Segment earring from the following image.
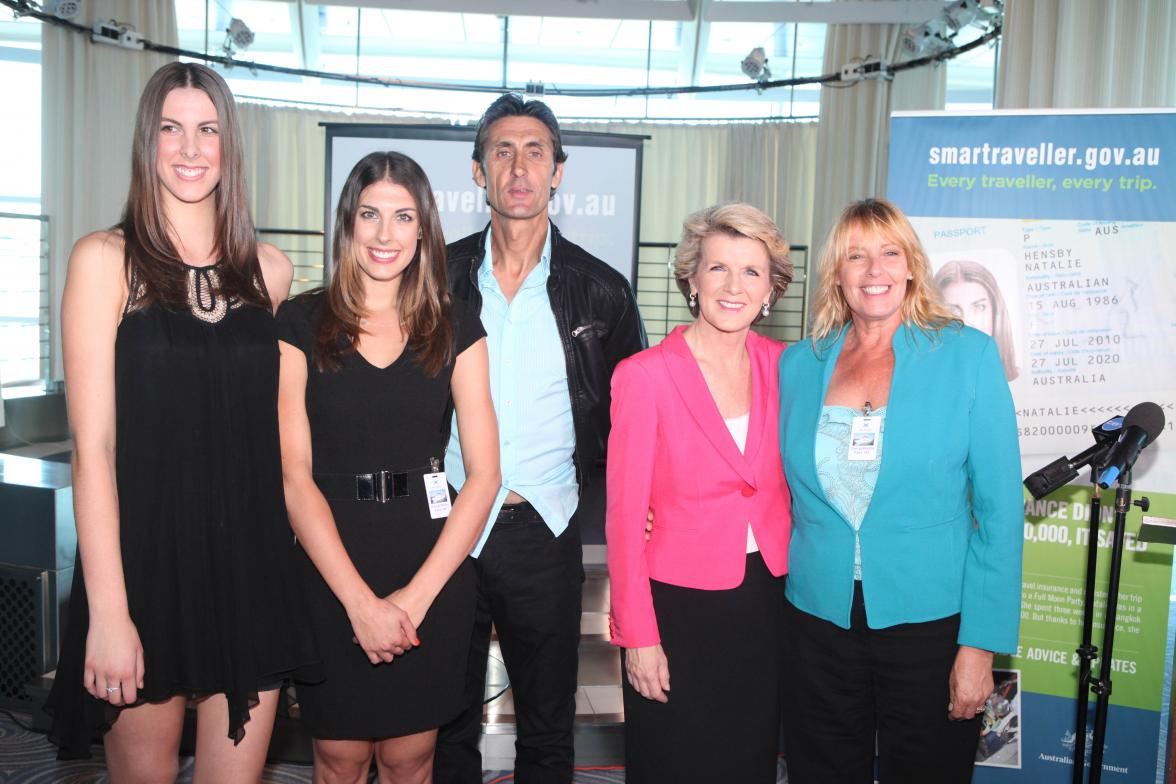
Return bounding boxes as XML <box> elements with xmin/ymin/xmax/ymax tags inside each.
<box><xmin>417</xmin><ymin>230</ymin><xmax>423</xmax><ymax>239</ymax></box>
<box><xmin>907</xmin><ymin>274</ymin><xmax>913</xmax><ymax>280</ymax></box>
<box><xmin>688</xmin><ymin>291</ymin><xmax>698</xmax><ymax>309</ymax></box>
<box><xmin>761</xmin><ymin>302</ymin><xmax>770</xmax><ymax>318</ymax></box>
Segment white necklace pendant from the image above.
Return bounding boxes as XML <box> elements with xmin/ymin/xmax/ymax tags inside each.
<box><xmin>188</xmin><ymin>266</ymin><xmax>228</xmax><ymax>324</ymax></box>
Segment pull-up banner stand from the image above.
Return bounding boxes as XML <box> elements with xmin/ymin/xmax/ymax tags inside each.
<box><xmin>888</xmin><ymin>109</ymin><xmax>1176</xmax><ymax>783</ymax></box>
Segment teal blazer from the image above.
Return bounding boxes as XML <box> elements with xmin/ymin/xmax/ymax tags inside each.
<box><xmin>778</xmin><ymin>323</ymin><xmax>1023</xmax><ymax>653</ymax></box>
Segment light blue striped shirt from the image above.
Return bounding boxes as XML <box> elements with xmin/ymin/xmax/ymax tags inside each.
<box><xmin>446</xmin><ymin>225</ymin><xmax>579</xmax><ymax>557</ymax></box>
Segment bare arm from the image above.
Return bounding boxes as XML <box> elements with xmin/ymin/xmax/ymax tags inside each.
<box><xmin>390</xmin><ymin>337</ymin><xmax>500</xmax><ymax>629</ymax></box>
<box><xmin>277</xmin><ymin>340</ymin><xmax>416</xmax><ymax>663</ymax></box>
<box><xmin>63</xmin><ymin>231</ymin><xmax>144</xmax><ymax>706</ymax></box>
<box><xmin>258</xmin><ymin>242</ymin><xmax>294</xmax><ymax>312</ymax></box>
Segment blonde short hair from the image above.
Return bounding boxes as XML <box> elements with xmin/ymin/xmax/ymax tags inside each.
<box><xmin>809</xmin><ymin>198</ymin><xmax>957</xmax><ymax>344</ymax></box>
<box><xmin>672</xmin><ymin>203</ymin><xmax>793</xmax><ymax>322</ymax></box>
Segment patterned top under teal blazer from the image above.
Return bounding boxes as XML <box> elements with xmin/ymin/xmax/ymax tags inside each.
<box><xmin>778</xmin><ymin>322</ymin><xmax>1024</xmax><ymax>654</ymax></box>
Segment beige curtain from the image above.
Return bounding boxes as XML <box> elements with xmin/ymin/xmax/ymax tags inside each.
<box><xmin>997</xmin><ymin>0</ymin><xmax>1176</xmax><ymax>109</ymax></box>
<box><xmin>42</xmin><ymin>0</ymin><xmax>177</xmax><ymax>379</ymax></box>
<box><xmin>236</xmin><ymin>103</ymin><xmax>378</xmax><ymax>236</ymax></box>
<box><xmin>810</xmin><ymin>21</ymin><xmax>947</xmax><ymax>269</ymax></box>
<box><xmin>568</xmin><ymin>120</ymin><xmax>817</xmax><ymax>251</ymax></box>
<box><xmin>572</xmin><ymin>120</ymin><xmax>817</xmax><ymax>343</ymax></box>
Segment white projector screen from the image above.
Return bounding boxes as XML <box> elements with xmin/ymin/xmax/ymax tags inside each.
<box><xmin>323</xmin><ymin>124</ymin><xmax>645</xmax><ymax>285</ymax></box>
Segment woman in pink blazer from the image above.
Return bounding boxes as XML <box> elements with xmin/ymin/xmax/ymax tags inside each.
<box><xmin>606</xmin><ymin>203</ymin><xmax>794</xmax><ymax>783</ymax></box>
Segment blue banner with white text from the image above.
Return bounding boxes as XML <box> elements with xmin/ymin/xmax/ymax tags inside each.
<box><xmin>889</xmin><ymin>112</ymin><xmax>1176</xmax><ymax>222</ymax></box>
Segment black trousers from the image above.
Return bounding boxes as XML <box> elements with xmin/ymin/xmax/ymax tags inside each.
<box><xmin>434</xmin><ymin>502</ymin><xmax>583</xmax><ymax>784</ymax></box>
<box><xmin>781</xmin><ymin>584</ymin><xmax>983</xmax><ymax>784</ymax></box>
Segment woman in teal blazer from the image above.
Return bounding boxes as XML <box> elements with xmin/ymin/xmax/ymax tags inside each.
<box><xmin>778</xmin><ymin>199</ymin><xmax>1023</xmax><ymax>784</ymax></box>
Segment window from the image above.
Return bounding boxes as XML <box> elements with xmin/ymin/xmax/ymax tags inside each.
<box><xmin>173</xmin><ymin>1</ymin><xmax>997</xmax><ymax>119</ymax></box>
<box><xmin>171</xmin><ymin>0</ymin><xmax>842</xmax><ymax>121</ymax></box>
<box><xmin>945</xmin><ymin>36</ymin><xmax>997</xmax><ymax>110</ymax></box>
<box><xmin>0</xmin><ymin>9</ymin><xmax>45</xmax><ymax>391</ymax></box>
<box><xmin>0</xmin><ymin>11</ymin><xmax>41</xmax><ymax>215</ymax></box>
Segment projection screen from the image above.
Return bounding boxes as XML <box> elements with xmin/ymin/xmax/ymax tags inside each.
<box><xmin>323</xmin><ymin>124</ymin><xmax>645</xmax><ymax>285</ymax></box>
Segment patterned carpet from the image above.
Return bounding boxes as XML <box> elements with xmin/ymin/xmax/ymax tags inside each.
<box><xmin>0</xmin><ymin>710</ymin><xmax>788</xmax><ymax>782</ymax></box>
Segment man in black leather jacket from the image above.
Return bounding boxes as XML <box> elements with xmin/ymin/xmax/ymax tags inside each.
<box><xmin>435</xmin><ymin>94</ymin><xmax>645</xmax><ymax>784</ymax></box>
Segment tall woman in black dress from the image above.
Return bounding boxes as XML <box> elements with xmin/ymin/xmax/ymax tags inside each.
<box><xmin>45</xmin><ymin>62</ymin><xmax>319</xmax><ymax>779</ymax></box>
<box><xmin>276</xmin><ymin>152</ymin><xmax>499</xmax><ymax>784</ymax></box>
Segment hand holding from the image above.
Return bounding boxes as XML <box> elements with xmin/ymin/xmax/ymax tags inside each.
<box><xmin>387</xmin><ymin>585</ymin><xmax>430</xmax><ymax>632</ymax></box>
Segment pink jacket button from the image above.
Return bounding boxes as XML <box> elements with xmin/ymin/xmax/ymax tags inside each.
<box><xmin>741</xmin><ymin>483</ymin><xmax>755</xmax><ymax>497</ymax></box>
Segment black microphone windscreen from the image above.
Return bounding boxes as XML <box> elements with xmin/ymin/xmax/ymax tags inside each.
<box><xmin>1123</xmin><ymin>402</ymin><xmax>1165</xmax><ymax>446</ymax></box>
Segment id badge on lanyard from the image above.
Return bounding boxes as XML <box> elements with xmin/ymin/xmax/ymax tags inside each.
<box><xmin>423</xmin><ymin>457</ymin><xmax>452</xmax><ymax>519</ymax></box>
<box><xmin>848</xmin><ymin>402</ymin><xmax>882</xmax><ymax>461</ymax></box>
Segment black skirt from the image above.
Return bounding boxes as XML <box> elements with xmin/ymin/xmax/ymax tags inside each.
<box><xmin>622</xmin><ymin>552</ymin><xmax>785</xmax><ymax>783</ymax></box>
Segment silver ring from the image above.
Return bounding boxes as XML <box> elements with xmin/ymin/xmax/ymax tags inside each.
<box><xmin>975</xmin><ymin>705</ymin><xmax>985</xmax><ymax>713</ymax></box>
<box><xmin>106</xmin><ymin>686</ymin><xmax>120</xmax><ymax>693</ymax></box>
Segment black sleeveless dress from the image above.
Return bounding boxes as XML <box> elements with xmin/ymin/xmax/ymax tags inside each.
<box><xmin>275</xmin><ymin>290</ymin><xmax>482</xmax><ymax>739</ymax></box>
<box><xmin>45</xmin><ymin>266</ymin><xmax>321</xmax><ymax>759</ymax></box>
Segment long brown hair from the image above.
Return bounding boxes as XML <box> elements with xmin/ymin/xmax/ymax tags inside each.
<box><xmin>809</xmin><ymin>198</ymin><xmax>957</xmax><ymax>346</ymax></box>
<box><xmin>314</xmin><ymin>151</ymin><xmax>453</xmax><ymax>376</ymax></box>
<box><xmin>120</xmin><ymin>62</ymin><xmax>266</xmax><ymax>310</ymax></box>
<box><xmin>934</xmin><ymin>260</ymin><xmax>1019</xmax><ymax>380</ymax></box>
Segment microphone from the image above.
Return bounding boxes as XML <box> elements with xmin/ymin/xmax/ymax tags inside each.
<box><xmin>1096</xmin><ymin>402</ymin><xmax>1165</xmax><ymax>488</ymax></box>
<box><xmin>1024</xmin><ymin>414</ymin><xmax>1125</xmax><ymax>500</ymax></box>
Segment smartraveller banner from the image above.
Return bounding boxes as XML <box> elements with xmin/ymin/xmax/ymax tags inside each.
<box><xmin>888</xmin><ymin>110</ymin><xmax>1176</xmax><ymax>783</ymax></box>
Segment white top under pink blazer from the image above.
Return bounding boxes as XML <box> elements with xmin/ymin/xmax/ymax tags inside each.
<box><xmin>606</xmin><ymin>325</ymin><xmax>793</xmax><ymax>649</ymax></box>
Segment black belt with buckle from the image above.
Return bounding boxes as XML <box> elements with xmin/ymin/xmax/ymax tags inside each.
<box><xmin>315</xmin><ymin>458</ymin><xmax>440</xmax><ymax>503</ymax></box>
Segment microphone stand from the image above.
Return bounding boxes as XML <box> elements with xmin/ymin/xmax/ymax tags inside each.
<box><xmin>1070</xmin><ymin>472</ymin><xmax>1102</xmax><ymax>784</ymax></box>
<box><xmin>1072</xmin><ymin>469</ymin><xmax>1150</xmax><ymax>784</ymax></box>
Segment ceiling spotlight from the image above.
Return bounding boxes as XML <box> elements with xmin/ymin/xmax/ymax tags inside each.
<box><xmin>902</xmin><ymin>17</ymin><xmax>952</xmax><ymax>57</ymax></box>
<box><xmin>223</xmin><ymin>18</ymin><xmax>254</xmax><ymax>55</ymax></box>
<box><xmin>901</xmin><ymin>0</ymin><xmax>1003</xmax><ymax>59</ymax></box>
<box><xmin>902</xmin><ymin>29</ymin><xmax>953</xmax><ymax>57</ymax></box>
<box><xmin>44</xmin><ymin>0</ymin><xmax>82</xmax><ymax>18</ymax></box>
<box><xmin>741</xmin><ymin>47</ymin><xmax>772</xmax><ymax>82</ymax></box>
<box><xmin>944</xmin><ymin>0</ymin><xmax>982</xmax><ymax>32</ymax></box>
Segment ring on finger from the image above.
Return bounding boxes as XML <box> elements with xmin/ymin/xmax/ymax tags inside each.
<box><xmin>106</xmin><ymin>686</ymin><xmax>121</xmax><ymax>694</ymax></box>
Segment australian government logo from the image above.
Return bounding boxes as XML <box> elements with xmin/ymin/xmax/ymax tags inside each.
<box><xmin>1042</xmin><ymin>731</ymin><xmax>1127</xmax><ymax>775</ymax></box>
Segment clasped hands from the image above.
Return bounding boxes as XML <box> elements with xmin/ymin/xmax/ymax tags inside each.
<box><xmin>347</xmin><ymin>587</ymin><xmax>426</xmax><ymax>665</ymax></box>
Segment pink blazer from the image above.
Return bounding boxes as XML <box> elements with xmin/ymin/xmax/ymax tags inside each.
<box><xmin>605</xmin><ymin>326</ymin><xmax>792</xmax><ymax>649</ymax></box>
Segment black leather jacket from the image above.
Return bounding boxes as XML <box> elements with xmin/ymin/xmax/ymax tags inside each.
<box><xmin>447</xmin><ymin>222</ymin><xmax>647</xmax><ymax>487</ymax></box>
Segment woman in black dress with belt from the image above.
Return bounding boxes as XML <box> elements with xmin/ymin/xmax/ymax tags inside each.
<box><xmin>44</xmin><ymin>62</ymin><xmax>319</xmax><ymax>778</ymax></box>
<box><xmin>276</xmin><ymin>151</ymin><xmax>499</xmax><ymax>783</ymax></box>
